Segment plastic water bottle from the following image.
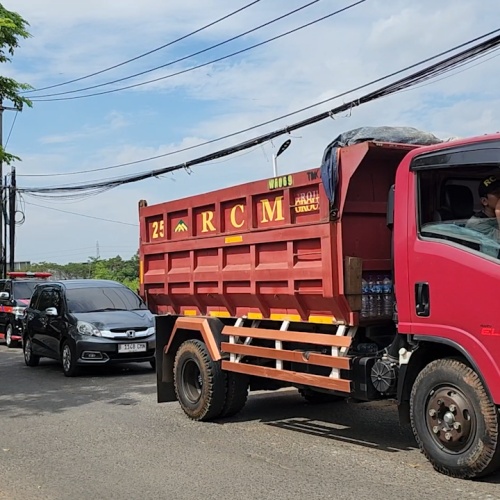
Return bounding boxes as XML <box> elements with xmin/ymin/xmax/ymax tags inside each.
<box><xmin>382</xmin><ymin>276</ymin><xmax>393</xmax><ymax>316</ymax></box>
<box><xmin>382</xmin><ymin>276</ymin><xmax>392</xmax><ymax>294</ymax></box>
<box><xmin>375</xmin><ymin>293</ymin><xmax>383</xmax><ymax>316</ymax></box>
<box><xmin>361</xmin><ymin>278</ymin><xmax>369</xmax><ymax>317</ymax></box>
<box><xmin>366</xmin><ymin>275</ymin><xmax>376</xmax><ymax>316</ymax></box>
<box><xmin>361</xmin><ymin>278</ymin><xmax>369</xmax><ymax>294</ymax></box>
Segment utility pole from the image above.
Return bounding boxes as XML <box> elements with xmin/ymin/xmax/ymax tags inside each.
<box><xmin>0</xmin><ymin>99</ymin><xmax>4</xmax><ymax>278</ymax></box>
<box><xmin>9</xmin><ymin>166</ymin><xmax>16</xmax><ymax>272</ymax></box>
<box><xmin>2</xmin><ymin>175</ymin><xmax>6</xmax><ymax>277</ymax></box>
<box><xmin>0</xmin><ymin>99</ymin><xmax>17</xmax><ymax>278</ymax></box>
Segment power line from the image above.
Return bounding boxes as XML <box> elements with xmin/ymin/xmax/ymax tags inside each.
<box><xmin>19</xmin><ymin>28</ymin><xmax>500</xmax><ymax>194</ymax></box>
<box><xmin>23</xmin><ymin>1</ymin><xmax>262</xmax><ymax>94</ymax></box>
<box><xmin>23</xmin><ymin>201</ymin><xmax>139</xmax><ymax>226</ymax></box>
<box><xmin>30</xmin><ymin>1</ymin><xmax>366</xmax><ymax>102</ymax></box>
<box><xmin>20</xmin><ymin>28</ymin><xmax>496</xmax><ymax>182</ymax></box>
<box><xmin>5</xmin><ymin>111</ymin><xmax>18</xmax><ymax>148</ymax></box>
<box><xmin>29</xmin><ymin>0</ymin><xmax>323</xmax><ymax>99</ymax></box>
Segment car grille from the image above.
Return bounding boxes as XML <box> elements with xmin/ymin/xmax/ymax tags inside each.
<box><xmin>110</xmin><ymin>327</ymin><xmax>148</xmax><ymax>333</ymax></box>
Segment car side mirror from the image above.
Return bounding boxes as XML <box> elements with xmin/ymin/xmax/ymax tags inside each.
<box><xmin>45</xmin><ymin>307</ymin><xmax>58</xmax><ymax>316</ymax></box>
<box><xmin>0</xmin><ymin>291</ymin><xmax>10</xmax><ymax>300</ymax></box>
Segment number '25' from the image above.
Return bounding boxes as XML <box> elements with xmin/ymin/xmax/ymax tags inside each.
<box><xmin>151</xmin><ymin>220</ymin><xmax>164</xmax><ymax>239</ymax></box>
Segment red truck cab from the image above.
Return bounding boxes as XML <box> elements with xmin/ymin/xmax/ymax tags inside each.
<box><xmin>139</xmin><ymin>132</ymin><xmax>500</xmax><ymax>479</ymax></box>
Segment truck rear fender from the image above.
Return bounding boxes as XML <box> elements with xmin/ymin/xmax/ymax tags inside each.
<box><xmin>397</xmin><ymin>337</ymin><xmax>493</xmax><ymax>425</ymax></box>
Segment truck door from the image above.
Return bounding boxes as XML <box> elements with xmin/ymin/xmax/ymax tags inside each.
<box><xmin>401</xmin><ymin>141</ymin><xmax>500</xmax><ymax>403</ymax></box>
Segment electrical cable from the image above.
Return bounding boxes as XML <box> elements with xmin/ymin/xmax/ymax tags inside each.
<box><xmin>20</xmin><ymin>27</ymin><xmax>500</xmax><ymax>180</ymax></box>
<box><xmin>23</xmin><ymin>1</ymin><xmax>262</xmax><ymax>94</ymax></box>
<box><xmin>5</xmin><ymin>111</ymin><xmax>18</xmax><ymax>148</ymax></box>
<box><xmin>19</xmin><ymin>28</ymin><xmax>500</xmax><ymax>197</ymax></box>
<box><xmin>29</xmin><ymin>1</ymin><xmax>366</xmax><ymax>102</ymax></box>
<box><xmin>22</xmin><ymin>37</ymin><xmax>500</xmax><ymax>196</ymax></box>
<box><xmin>23</xmin><ymin>201</ymin><xmax>139</xmax><ymax>226</ymax></box>
<box><xmin>28</xmin><ymin>0</ymin><xmax>325</xmax><ymax>99</ymax></box>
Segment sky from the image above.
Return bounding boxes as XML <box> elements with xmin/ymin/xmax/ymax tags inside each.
<box><xmin>2</xmin><ymin>0</ymin><xmax>500</xmax><ymax>264</ymax></box>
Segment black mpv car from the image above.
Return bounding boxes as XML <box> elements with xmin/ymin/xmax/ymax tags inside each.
<box><xmin>22</xmin><ymin>279</ymin><xmax>156</xmax><ymax>376</ymax></box>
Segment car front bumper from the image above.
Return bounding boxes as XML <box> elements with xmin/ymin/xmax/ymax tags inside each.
<box><xmin>75</xmin><ymin>334</ymin><xmax>156</xmax><ymax>365</ymax></box>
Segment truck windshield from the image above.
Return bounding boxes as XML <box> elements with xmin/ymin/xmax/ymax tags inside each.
<box><xmin>12</xmin><ymin>282</ymin><xmax>37</xmax><ymax>300</ymax></box>
<box><xmin>66</xmin><ymin>286</ymin><xmax>147</xmax><ymax>313</ymax></box>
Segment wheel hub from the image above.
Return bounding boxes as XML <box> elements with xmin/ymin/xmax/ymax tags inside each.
<box><xmin>181</xmin><ymin>359</ymin><xmax>203</xmax><ymax>404</ymax></box>
<box><xmin>426</xmin><ymin>386</ymin><xmax>473</xmax><ymax>451</ymax></box>
<box><xmin>63</xmin><ymin>346</ymin><xmax>71</xmax><ymax>371</ymax></box>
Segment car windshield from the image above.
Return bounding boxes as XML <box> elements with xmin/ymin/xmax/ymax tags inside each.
<box><xmin>66</xmin><ymin>286</ymin><xmax>147</xmax><ymax>313</ymax></box>
<box><xmin>12</xmin><ymin>281</ymin><xmax>37</xmax><ymax>300</ymax></box>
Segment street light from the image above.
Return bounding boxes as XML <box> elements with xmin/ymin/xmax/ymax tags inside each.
<box><xmin>272</xmin><ymin>139</ymin><xmax>291</xmax><ymax>177</ymax></box>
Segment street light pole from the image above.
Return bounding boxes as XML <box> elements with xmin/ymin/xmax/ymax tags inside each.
<box><xmin>272</xmin><ymin>139</ymin><xmax>292</xmax><ymax>177</ymax></box>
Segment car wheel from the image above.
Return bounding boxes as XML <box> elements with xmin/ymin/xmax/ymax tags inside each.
<box><xmin>5</xmin><ymin>324</ymin><xmax>18</xmax><ymax>348</ymax></box>
<box><xmin>23</xmin><ymin>337</ymin><xmax>40</xmax><ymax>367</ymax></box>
<box><xmin>61</xmin><ymin>340</ymin><xmax>80</xmax><ymax>377</ymax></box>
<box><xmin>150</xmin><ymin>358</ymin><xmax>156</xmax><ymax>371</ymax></box>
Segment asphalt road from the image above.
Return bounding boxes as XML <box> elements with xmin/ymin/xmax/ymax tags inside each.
<box><xmin>1</xmin><ymin>345</ymin><xmax>499</xmax><ymax>500</ymax></box>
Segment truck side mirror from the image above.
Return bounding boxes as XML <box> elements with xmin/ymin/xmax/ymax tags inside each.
<box><xmin>0</xmin><ymin>291</ymin><xmax>9</xmax><ymax>300</ymax></box>
<box><xmin>387</xmin><ymin>184</ymin><xmax>395</xmax><ymax>229</ymax></box>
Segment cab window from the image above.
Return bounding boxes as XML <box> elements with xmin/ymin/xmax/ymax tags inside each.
<box><xmin>416</xmin><ymin>162</ymin><xmax>500</xmax><ymax>262</ymax></box>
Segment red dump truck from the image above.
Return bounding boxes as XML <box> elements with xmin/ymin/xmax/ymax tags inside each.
<box><xmin>139</xmin><ymin>130</ymin><xmax>500</xmax><ymax>479</ymax></box>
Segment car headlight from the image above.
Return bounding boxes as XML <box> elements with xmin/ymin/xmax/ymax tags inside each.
<box><xmin>77</xmin><ymin>321</ymin><xmax>102</xmax><ymax>337</ymax></box>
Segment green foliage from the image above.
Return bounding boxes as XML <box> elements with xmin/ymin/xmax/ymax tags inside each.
<box><xmin>0</xmin><ymin>4</ymin><xmax>32</xmax><ymax>165</ymax></box>
<box><xmin>20</xmin><ymin>254</ymin><xmax>141</xmax><ymax>292</ymax></box>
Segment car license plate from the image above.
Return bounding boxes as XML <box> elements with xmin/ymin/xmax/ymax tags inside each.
<box><xmin>118</xmin><ymin>343</ymin><xmax>147</xmax><ymax>353</ymax></box>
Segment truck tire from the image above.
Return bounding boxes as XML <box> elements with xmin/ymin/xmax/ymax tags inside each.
<box><xmin>173</xmin><ymin>339</ymin><xmax>227</xmax><ymax>421</ymax></box>
<box><xmin>220</xmin><ymin>372</ymin><xmax>249</xmax><ymax>418</ymax></box>
<box><xmin>299</xmin><ymin>388</ymin><xmax>343</xmax><ymax>404</ymax></box>
<box><xmin>410</xmin><ymin>358</ymin><xmax>500</xmax><ymax>479</ymax></box>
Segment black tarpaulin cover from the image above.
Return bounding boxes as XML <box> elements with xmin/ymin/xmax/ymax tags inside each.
<box><xmin>320</xmin><ymin>126</ymin><xmax>443</xmax><ymax>203</ymax></box>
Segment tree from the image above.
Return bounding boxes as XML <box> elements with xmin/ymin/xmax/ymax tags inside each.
<box><xmin>0</xmin><ymin>4</ymin><xmax>32</xmax><ymax>165</ymax></box>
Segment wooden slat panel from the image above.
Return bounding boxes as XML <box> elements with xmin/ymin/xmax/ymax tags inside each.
<box><xmin>221</xmin><ymin>343</ymin><xmax>350</xmax><ymax>370</ymax></box>
<box><xmin>222</xmin><ymin>361</ymin><xmax>351</xmax><ymax>393</ymax></box>
<box><xmin>222</xmin><ymin>325</ymin><xmax>351</xmax><ymax>348</ymax></box>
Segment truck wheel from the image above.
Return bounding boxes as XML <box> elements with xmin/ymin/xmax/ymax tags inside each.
<box><xmin>23</xmin><ymin>337</ymin><xmax>40</xmax><ymax>367</ymax></box>
<box><xmin>220</xmin><ymin>372</ymin><xmax>249</xmax><ymax>418</ymax></box>
<box><xmin>410</xmin><ymin>358</ymin><xmax>500</xmax><ymax>479</ymax></box>
<box><xmin>173</xmin><ymin>339</ymin><xmax>227</xmax><ymax>421</ymax></box>
<box><xmin>6</xmin><ymin>324</ymin><xmax>18</xmax><ymax>348</ymax></box>
<box><xmin>299</xmin><ymin>388</ymin><xmax>343</xmax><ymax>404</ymax></box>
